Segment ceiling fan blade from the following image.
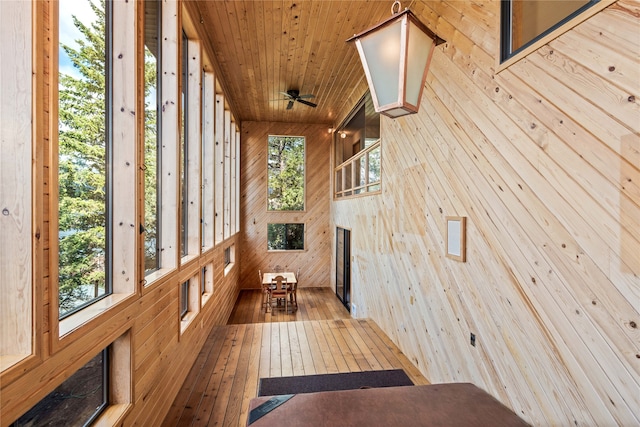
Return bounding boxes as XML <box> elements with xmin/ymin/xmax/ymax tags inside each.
<box><xmin>279</xmin><ymin>91</ymin><xmax>293</xmax><ymax>98</ymax></box>
<box><xmin>287</xmin><ymin>100</ymin><xmax>295</xmax><ymax>110</ymax></box>
<box><xmin>297</xmin><ymin>99</ymin><xmax>317</xmax><ymax>108</ymax></box>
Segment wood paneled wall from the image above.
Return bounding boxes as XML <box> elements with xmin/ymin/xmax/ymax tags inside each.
<box><xmin>240</xmin><ymin>122</ymin><xmax>332</xmax><ymax>289</ymax></box>
<box><xmin>331</xmin><ymin>1</ymin><xmax>639</xmax><ymax>425</ymax></box>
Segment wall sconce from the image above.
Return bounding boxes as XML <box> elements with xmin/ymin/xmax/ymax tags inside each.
<box><xmin>347</xmin><ymin>1</ymin><xmax>445</xmax><ymax>118</ymax></box>
<box><xmin>340</xmin><ymin>132</ymin><xmax>347</xmax><ymax>139</ymax></box>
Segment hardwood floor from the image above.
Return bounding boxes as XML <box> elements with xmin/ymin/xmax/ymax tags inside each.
<box><xmin>162</xmin><ymin>287</ymin><xmax>428</xmax><ymax>426</ymax></box>
<box><xmin>227</xmin><ymin>287</ymin><xmax>353</xmax><ymax>324</ymax></box>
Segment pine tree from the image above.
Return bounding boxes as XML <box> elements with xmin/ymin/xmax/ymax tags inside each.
<box><xmin>58</xmin><ymin>0</ymin><xmax>108</xmax><ymax>315</ymax></box>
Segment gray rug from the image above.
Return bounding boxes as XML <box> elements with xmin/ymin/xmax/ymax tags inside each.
<box><xmin>258</xmin><ymin>369</ymin><xmax>413</xmax><ymax>396</ymax></box>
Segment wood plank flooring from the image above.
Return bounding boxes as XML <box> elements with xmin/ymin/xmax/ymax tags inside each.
<box><xmin>162</xmin><ymin>287</ymin><xmax>428</xmax><ymax>427</ymax></box>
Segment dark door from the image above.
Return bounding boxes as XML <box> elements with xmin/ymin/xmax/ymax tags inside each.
<box><xmin>336</xmin><ymin>227</ymin><xmax>351</xmax><ymax>311</ymax></box>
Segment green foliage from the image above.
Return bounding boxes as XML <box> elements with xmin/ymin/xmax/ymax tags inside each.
<box><xmin>267</xmin><ymin>223</ymin><xmax>305</xmax><ymax>251</ymax></box>
<box><xmin>267</xmin><ymin>136</ymin><xmax>304</xmax><ymax>211</ymax></box>
<box><xmin>143</xmin><ymin>45</ymin><xmax>159</xmax><ymax>271</ymax></box>
<box><xmin>58</xmin><ymin>0</ymin><xmax>108</xmax><ymax>316</ymax></box>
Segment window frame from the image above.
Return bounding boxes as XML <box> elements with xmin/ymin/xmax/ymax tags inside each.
<box><xmin>143</xmin><ymin>0</ymin><xmax>162</xmax><ymax>277</ymax></box>
<box><xmin>10</xmin><ymin>330</ymin><xmax>132</xmax><ymax>426</ymax></box>
<box><xmin>267</xmin><ymin>223</ymin><xmax>306</xmax><ymax>252</ymax></box>
<box><xmin>201</xmin><ymin>263</ymin><xmax>214</xmax><ymax>307</ymax></box>
<box><xmin>144</xmin><ymin>0</ymin><xmax>180</xmax><ymax>287</ymax></box>
<box><xmin>333</xmin><ymin>92</ymin><xmax>381</xmax><ymax>200</ymax></box>
<box><xmin>56</xmin><ymin>0</ymin><xmax>114</xmax><ymax>321</ymax></box>
<box><xmin>266</xmin><ymin>135</ymin><xmax>306</xmax><ymax>212</ymax></box>
<box><xmin>180</xmin><ymin>30</ymin><xmax>189</xmax><ymax>259</ymax></box>
<box><xmin>54</xmin><ymin>0</ymin><xmax>137</xmax><ymax>344</ymax></box>
<box><xmin>201</xmin><ymin>70</ymin><xmax>215</xmax><ymax>252</ymax></box>
<box><xmin>180</xmin><ymin>280</ymin><xmax>189</xmax><ymax>319</ymax></box>
<box><xmin>498</xmin><ymin>0</ymin><xmax>616</xmax><ymax>70</ymax></box>
<box><xmin>223</xmin><ymin>244</ymin><xmax>235</xmax><ymax>276</ymax></box>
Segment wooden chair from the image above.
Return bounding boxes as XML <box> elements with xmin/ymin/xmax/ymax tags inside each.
<box><xmin>270</xmin><ymin>275</ymin><xmax>290</xmax><ymax>313</ymax></box>
<box><xmin>259</xmin><ymin>269</ymin><xmax>272</xmax><ymax>312</ymax></box>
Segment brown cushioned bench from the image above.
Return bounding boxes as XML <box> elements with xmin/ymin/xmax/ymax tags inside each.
<box><xmin>248</xmin><ymin>382</ymin><xmax>529</xmax><ymax>426</ymax></box>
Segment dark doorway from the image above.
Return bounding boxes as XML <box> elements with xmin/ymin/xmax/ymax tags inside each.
<box><xmin>336</xmin><ymin>227</ymin><xmax>351</xmax><ymax>311</ymax></box>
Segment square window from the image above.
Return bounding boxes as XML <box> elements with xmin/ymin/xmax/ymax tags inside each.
<box><xmin>267</xmin><ymin>223</ymin><xmax>305</xmax><ymax>251</ymax></box>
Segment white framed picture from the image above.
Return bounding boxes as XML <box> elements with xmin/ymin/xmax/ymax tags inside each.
<box><xmin>446</xmin><ymin>216</ymin><xmax>466</xmax><ymax>262</ymax></box>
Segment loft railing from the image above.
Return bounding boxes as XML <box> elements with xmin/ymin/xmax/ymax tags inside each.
<box><xmin>334</xmin><ymin>140</ymin><xmax>381</xmax><ymax>198</ymax></box>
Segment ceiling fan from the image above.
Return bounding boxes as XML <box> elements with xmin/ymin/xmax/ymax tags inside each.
<box><xmin>278</xmin><ymin>89</ymin><xmax>317</xmax><ymax>110</ymax></box>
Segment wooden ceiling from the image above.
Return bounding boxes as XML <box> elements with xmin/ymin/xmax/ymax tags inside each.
<box><xmin>189</xmin><ymin>1</ymin><xmax>396</xmax><ymax>125</ymax></box>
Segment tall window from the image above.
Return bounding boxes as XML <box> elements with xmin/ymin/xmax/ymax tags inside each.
<box><xmin>201</xmin><ymin>71</ymin><xmax>215</xmax><ymax>250</ymax></box>
<box><xmin>500</xmin><ymin>0</ymin><xmax>597</xmax><ymax>62</ymax></box>
<box><xmin>58</xmin><ymin>0</ymin><xmax>112</xmax><ymax>317</ymax></box>
<box><xmin>180</xmin><ymin>30</ymin><xmax>189</xmax><ymax>257</ymax></box>
<box><xmin>144</xmin><ymin>0</ymin><xmax>161</xmax><ymax>274</ymax></box>
<box><xmin>267</xmin><ymin>136</ymin><xmax>305</xmax><ymax>211</ymax></box>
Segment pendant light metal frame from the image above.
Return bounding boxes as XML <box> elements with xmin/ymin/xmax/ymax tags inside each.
<box><xmin>347</xmin><ymin>5</ymin><xmax>445</xmax><ymax>118</ymax></box>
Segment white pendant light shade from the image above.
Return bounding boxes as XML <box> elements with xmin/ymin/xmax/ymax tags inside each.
<box><xmin>348</xmin><ymin>7</ymin><xmax>444</xmax><ymax>118</ymax></box>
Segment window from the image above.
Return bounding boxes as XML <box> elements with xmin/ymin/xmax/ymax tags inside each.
<box><xmin>201</xmin><ymin>266</ymin><xmax>207</xmax><ymax>295</ymax></box>
<box><xmin>224</xmin><ymin>111</ymin><xmax>232</xmax><ymax>238</ymax></box>
<box><xmin>144</xmin><ymin>0</ymin><xmax>161</xmax><ymax>275</ymax></box>
<box><xmin>201</xmin><ymin>70</ymin><xmax>215</xmax><ymax>251</ymax></box>
<box><xmin>267</xmin><ymin>223</ymin><xmax>305</xmax><ymax>251</ymax></box>
<box><xmin>180</xmin><ymin>274</ymin><xmax>200</xmax><ymax>332</ymax></box>
<box><xmin>223</xmin><ymin>244</ymin><xmax>236</xmax><ymax>276</ymax></box>
<box><xmin>224</xmin><ymin>246</ymin><xmax>232</xmax><ymax>267</ymax></box>
<box><xmin>267</xmin><ymin>136</ymin><xmax>305</xmax><ymax>211</ymax></box>
<box><xmin>57</xmin><ymin>0</ymin><xmax>113</xmax><ymax>318</ymax></box>
<box><xmin>11</xmin><ymin>349</ymin><xmax>109</xmax><ymax>425</ymax></box>
<box><xmin>180</xmin><ymin>30</ymin><xmax>189</xmax><ymax>258</ymax></box>
<box><xmin>500</xmin><ymin>0</ymin><xmax>599</xmax><ymax>62</ymax></box>
<box><xmin>201</xmin><ymin>263</ymin><xmax>213</xmax><ymax>306</ymax></box>
<box><xmin>214</xmin><ymin>95</ymin><xmax>225</xmax><ymax>245</ymax></box>
<box><xmin>180</xmin><ymin>280</ymin><xmax>189</xmax><ymax>319</ymax></box>
<box><xmin>334</xmin><ymin>92</ymin><xmax>381</xmax><ymax>198</ymax></box>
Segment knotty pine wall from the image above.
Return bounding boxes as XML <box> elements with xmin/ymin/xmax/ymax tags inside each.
<box><xmin>240</xmin><ymin>122</ymin><xmax>332</xmax><ymax>289</ymax></box>
<box><xmin>331</xmin><ymin>1</ymin><xmax>639</xmax><ymax>425</ymax></box>
<box><xmin>1</xmin><ymin>2</ymin><xmax>242</xmax><ymax>425</ymax></box>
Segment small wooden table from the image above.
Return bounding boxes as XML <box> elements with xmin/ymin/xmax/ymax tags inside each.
<box><xmin>262</xmin><ymin>272</ymin><xmax>297</xmax><ymax>286</ymax></box>
<box><xmin>247</xmin><ymin>383</ymin><xmax>529</xmax><ymax>426</ymax></box>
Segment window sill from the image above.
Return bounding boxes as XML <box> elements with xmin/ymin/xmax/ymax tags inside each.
<box><xmin>201</xmin><ymin>292</ymin><xmax>212</xmax><ymax>307</ymax></box>
<box><xmin>93</xmin><ymin>403</ymin><xmax>131</xmax><ymax>427</ymax></box>
<box><xmin>0</xmin><ymin>353</ymin><xmax>30</xmax><ymax>373</ymax></box>
<box><xmin>144</xmin><ymin>267</ymin><xmax>174</xmax><ymax>288</ymax></box>
<box><xmin>59</xmin><ymin>293</ymin><xmax>130</xmax><ymax>337</ymax></box>
<box><xmin>181</xmin><ymin>253</ymin><xmax>198</xmax><ymax>266</ymax></box>
<box><xmin>224</xmin><ymin>262</ymin><xmax>235</xmax><ymax>276</ymax></box>
<box><xmin>180</xmin><ymin>311</ymin><xmax>197</xmax><ymax>335</ymax></box>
